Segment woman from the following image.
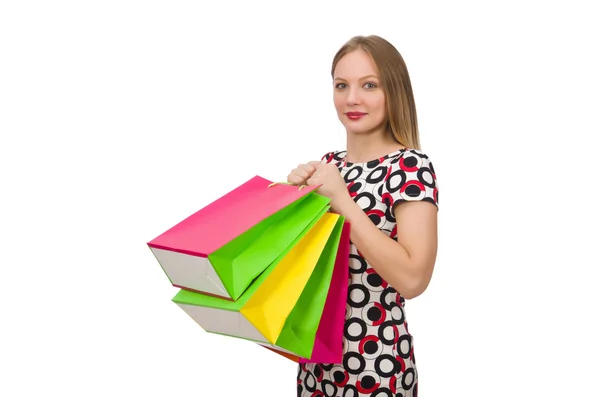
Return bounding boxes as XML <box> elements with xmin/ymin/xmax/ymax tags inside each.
<box><xmin>288</xmin><ymin>35</ymin><xmax>439</xmax><ymax>397</ymax></box>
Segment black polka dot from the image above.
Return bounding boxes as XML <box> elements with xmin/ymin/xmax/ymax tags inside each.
<box><xmin>364</xmin><ymin>340</ymin><xmax>378</xmax><ymax>355</ymax></box>
<box><xmin>361</xmin><ymin>375</ymin><xmax>376</xmax><ymax>389</ymax></box>
<box><xmin>366</xmin><ymin>159</ymin><xmax>380</xmax><ymax>168</ymax></box>
<box><xmin>333</xmin><ymin>370</ymin><xmax>345</xmax><ymax>384</ymax></box>
<box><xmin>349</xmin><ymin>182</ymin><xmax>362</xmax><ymax>194</ymax></box>
<box><xmin>404</xmin><ymin>156</ymin><xmax>418</xmax><ymax>168</ymax></box>
<box><xmin>405</xmin><ymin>184</ymin><xmax>422</xmax><ymax>197</ymax></box>
<box><xmin>367</xmin><ymin>273</ymin><xmax>383</xmax><ymax>287</ymax></box>
<box><xmin>368</xmin><ymin>213</ymin><xmax>382</xmax><ymax>225</ymax></box>
<box><xmin>367</xmin><ymin>306</ymin><xmax>382</xmax><ymax>322</ymax></box>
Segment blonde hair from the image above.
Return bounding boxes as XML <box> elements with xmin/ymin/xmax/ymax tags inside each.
<box><xmin>331</xmin><ymin>35</ymin><xmax>421</xmax><ymax>150</ymax></box>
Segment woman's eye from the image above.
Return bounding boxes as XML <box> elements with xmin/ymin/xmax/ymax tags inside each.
<box><xmin>335</xmin><ymin>82</ymin><xmax>376</xmax><ymax>89</ymax></box>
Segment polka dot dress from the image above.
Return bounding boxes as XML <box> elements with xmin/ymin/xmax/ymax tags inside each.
<box><xmin>297</xmin><ymin>148</ymin><xmax>439</xmax><ymax>397</ymax></box>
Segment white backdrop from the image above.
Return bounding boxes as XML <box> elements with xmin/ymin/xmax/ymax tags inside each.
<box><xmin>1</xmin><ymin>1</ymin><xmax>598</xmax><ymax>396</ymax></box>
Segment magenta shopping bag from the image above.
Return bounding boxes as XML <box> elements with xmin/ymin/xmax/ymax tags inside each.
<box><xmin>299</xmin><ymin>220</ymin><xmax>350</xmax><ymax>363</ymax></box>
<box><xmin>147</xmin><ymin>176</ymin><xmax>329</xmax><ymax>301</ymax></box>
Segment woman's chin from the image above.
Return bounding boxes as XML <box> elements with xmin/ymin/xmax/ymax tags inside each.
<box><xmin>345</xmin><ymin>126</ymin><xmax>376</xmax><ymax>136</ymax></box>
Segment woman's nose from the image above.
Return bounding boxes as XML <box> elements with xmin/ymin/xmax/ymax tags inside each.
<box><xmin>345</xmin><ymin>87</ymin><xmax>360</xmax><ymax>106</ymax></box>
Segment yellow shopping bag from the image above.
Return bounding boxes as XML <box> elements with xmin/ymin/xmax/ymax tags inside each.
<box><xmin>239</xmin><ymin>212</ymin><xmax>340</xmax><ymax>343</ymax></box>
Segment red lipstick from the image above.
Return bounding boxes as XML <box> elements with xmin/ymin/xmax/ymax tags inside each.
<box><xmin>346</xmin><ymin>112</ymin><xmax>367</xmax><ymax>120</ymax></box>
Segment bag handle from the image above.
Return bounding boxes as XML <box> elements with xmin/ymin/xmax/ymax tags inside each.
<box><xmin>268</xmin><ymin>181</ymin><xmax>308</xmax><ymax>191</ymax></box>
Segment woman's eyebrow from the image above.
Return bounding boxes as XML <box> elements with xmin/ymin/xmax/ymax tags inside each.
<box><xmin>333</xmin><ymin>74</ymin><xmax>380</xmax><ymax>81</ymax></box>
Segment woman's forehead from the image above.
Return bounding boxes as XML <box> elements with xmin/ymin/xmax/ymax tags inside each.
<box><xmin>334</xmin><ymin>50</ymin><xmax>379</xmax><ymax>80</ymax></box>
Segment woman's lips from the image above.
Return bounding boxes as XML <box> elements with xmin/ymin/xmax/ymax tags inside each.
<box><xmin>346</xmin><ymin>112</ymin><xmax>367</xmax><ymax>120</ymax></box>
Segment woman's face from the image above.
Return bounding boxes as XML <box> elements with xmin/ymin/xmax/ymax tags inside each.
<box><xmin>333</xmin><ymin>49</ymin><xmax>387</xmax><ymax>136</ymax></box>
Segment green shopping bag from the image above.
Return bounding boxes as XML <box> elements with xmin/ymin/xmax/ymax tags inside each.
<box><xmin>271</xmin><ymin>214</ymin><xmax>344</xmax><ymax>358</ymax></box>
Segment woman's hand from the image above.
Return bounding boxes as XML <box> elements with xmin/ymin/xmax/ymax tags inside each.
<box><xmin>307</xmin><ymin>163</ymin><xmax>351</xmax><ymax>213</ymax></box>
<box><xmin>287</xmin><ymin>161</ymin><xmax>321</xmax><ymax>185</ymax></box>
<box><xmin>287</xmin><ymin>161</ymin><xmax>322</xmax><ymax>186</ymax></box>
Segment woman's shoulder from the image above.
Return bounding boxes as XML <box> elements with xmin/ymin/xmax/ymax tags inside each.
<box><xmin>390</xmin><ymin>147</ymin><xmax>431</xmax><ymax>160</ymax></box>
<box><xmin>388</xmin><ymin>148</ymin><xmax>435</xmax><ymax>169</ymax></box>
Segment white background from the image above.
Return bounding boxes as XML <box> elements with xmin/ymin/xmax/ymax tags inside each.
<box><xmin>1</xmin><ymin>1</ymin><xmax>599</xmax><ymax>396</ymax></box>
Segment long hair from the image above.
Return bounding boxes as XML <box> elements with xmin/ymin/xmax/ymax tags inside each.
<box><xmin>331</xmin><ymin>35</ymin><xmax>421</xmax><ymax>150</ymax></box>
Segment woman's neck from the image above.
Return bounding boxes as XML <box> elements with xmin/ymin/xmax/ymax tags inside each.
<box><xmin>345</xmin><ymin>129</ymin><xmax>404</xmax><ymax>163</ymax></box>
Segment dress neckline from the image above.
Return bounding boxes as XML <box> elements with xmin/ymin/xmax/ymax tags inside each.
<box><xmin>337</xmin><ymin>147</ymin><xmax>409</xmax><ymax>167</ymax></box>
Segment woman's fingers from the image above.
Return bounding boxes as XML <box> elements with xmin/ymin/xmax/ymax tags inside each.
<box><xmin>287</xmin><ymin>161</ymin><xmax>323</xmax><ymax>185</ymax></box>
<box><xmin>287</xmin><ymin>173</ymin><xmax>305</xmax><ymax>185</ymax></box>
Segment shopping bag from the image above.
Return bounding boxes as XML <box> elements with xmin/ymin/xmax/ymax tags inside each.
<box><xmin>260</xmin><ymin>218</ymin><xmax>348</xmax><ymax>359</ymax></box>
<box><xmin>172</xmin><ymin>212</ymin><xmax>344</xmax><ymax>357</ymax></box>
<box><xmin>299</xmin><ymin>219</ymin><xmax>349</xmax><ymax>363</ymax></box>
<box><xmin>260</xmin><ymin>220</ymin><xmax>350</xmax><ymax>363</ymax></box>
<box><xmin>147</xmin><ymin>176</ymin><xmax>330</xmax><ymax>301</ymax></box>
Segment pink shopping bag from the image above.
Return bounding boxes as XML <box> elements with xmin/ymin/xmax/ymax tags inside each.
<box><xmin>147</xmin><ymin>176</ymin><xmax>329</xmax><ymax>301</ymax></box>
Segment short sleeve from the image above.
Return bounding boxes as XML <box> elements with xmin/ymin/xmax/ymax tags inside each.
<box><xmin>383</xmin><ymin>150</ymin><xmax>439</xmax><ymax>212</ymax></box>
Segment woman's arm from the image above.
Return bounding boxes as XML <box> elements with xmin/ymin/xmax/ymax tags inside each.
<box><xmin>336</xmin><ymin>196</ymin><xmax>438</xmax><ymax>299</ymax></box>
